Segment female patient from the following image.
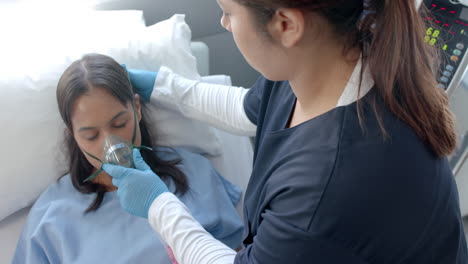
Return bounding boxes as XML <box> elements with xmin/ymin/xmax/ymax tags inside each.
<box><xmin>13</xmin><ymin>54</ymin><xmax>243</xmax><ymax>264</ymax></box>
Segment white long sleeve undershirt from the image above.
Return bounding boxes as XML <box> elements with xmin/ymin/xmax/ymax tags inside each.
<box><xmin>153</xmin><ymin>66</ymin><xmax>257</xmax><ymax>137</ymax></box>
<box><xmin>149</xmin><ymin>193</ymin><xmax>236</xmax><ymax>264</ymax></box>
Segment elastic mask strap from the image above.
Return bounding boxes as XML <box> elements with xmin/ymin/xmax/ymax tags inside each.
<box><xmin>135</xmin><ymin>145</ymin><xmax>154</xmax><ymax>151</ymax></box>
<box><xmin>84</xmin><ymin>167</ymin><xmax>104</xmax><ymax>183</ymax></box>
<box><xmin>130</xmin><ymin>102</ymin><xmax>154</xmax><ymax>152</ymax></box>
<box><xmin>83</xmin><ymin>149</ymin><xmax>104</xmax><ymax>182</ymax></box>
<box><xmin>131</xmin><ymin>102</ymin><xmax>138</xmax><ymax>145</ymax></box>
<box><xmin>84</xmin><ymin>149</ymin><xmax>103</xmax><ymax>163</ymax></box>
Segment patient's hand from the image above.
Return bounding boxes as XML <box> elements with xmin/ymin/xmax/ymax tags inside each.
<box><xmin>103</xmin><ymin>148</ymin><xmax>169</xmax><ymax>218</ymax></box>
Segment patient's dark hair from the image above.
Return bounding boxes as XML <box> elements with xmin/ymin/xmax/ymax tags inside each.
<box><xmin>56</xmin><ymin>53</ymin><xmax>188</xmax><ymax>213</ymax></box>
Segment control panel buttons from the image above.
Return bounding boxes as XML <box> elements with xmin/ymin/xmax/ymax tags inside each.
<box><xmin>426</xmin><ymin>2</ymin><xmax>468</xmax><ymax>90</ymax></box>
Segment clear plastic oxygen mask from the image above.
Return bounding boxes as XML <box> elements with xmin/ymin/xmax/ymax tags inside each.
<box><xmin>103</xmin><ymin>134</ymin><xmax>134</xmax><ymax>168</ymax></box>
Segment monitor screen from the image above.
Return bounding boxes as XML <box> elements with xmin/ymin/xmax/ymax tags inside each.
<box><xmin>460</xmin><ymin>7</ymin><xmax>468</xmax><ymax>21</ymax></box>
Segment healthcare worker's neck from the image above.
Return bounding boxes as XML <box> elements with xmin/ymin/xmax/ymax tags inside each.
<box><xmin>287</xmin><ymin>38</ymin><xmax>360</xmax><ymax>127</ymax></box>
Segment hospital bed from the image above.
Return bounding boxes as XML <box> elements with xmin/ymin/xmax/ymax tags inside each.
<box><xmin>0</xmin><ymin>13</ymin><xmax>253</xmax><ymax>263</ymax></box>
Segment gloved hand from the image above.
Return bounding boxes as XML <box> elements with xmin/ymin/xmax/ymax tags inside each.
<box><xmin>121</xmin><ymin>64</ymin><xmax>158</xmax><ymax>103</ymax></box>
<box><xmin>103</xmin><ymin>148</ymin><xmax>169</xmax><ymax>218</ymax></box>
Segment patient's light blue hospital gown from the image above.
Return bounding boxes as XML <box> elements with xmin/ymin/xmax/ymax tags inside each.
<box><xmin>13</xmin><ymin>148</ymin><xmax>243</xmax><ymax>264</ymax></box>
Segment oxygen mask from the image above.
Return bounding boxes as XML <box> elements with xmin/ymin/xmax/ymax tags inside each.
<box><xmin>102</xmin><ymin>134</ymin><xmax>134</xmax><ymax>168</ymax></box>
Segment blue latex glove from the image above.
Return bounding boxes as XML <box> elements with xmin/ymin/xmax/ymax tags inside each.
<box><xmin>103</xmin><ymin>148</ymin><xmax>169</xmax><ymax>218</ymax></box>
<box><xmin>121</xmin><ymin>64</ymin><xmax>158</xmax><ymax>103</ymax></box>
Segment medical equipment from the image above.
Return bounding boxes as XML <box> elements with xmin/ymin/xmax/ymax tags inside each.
<box><xmin>449</xmin><ymin>0</ymin><xmax>468</xmax><ymax>7</ymax></box>
<box><xmin>425</xmin><ymin>0</ymin><xmax>468</xmax><ymax>216</ymax></box>
<box><xmin>103</xmin><ymin>134</ymin><xmax>135</xmax><ymax>168</ymax></box>
<box><xmin>424</xmin><ymin>0</ymin><xmax>468</xmax><ymax>171</ymax></box>
<box><xmin>424</xmin><ymin>0</ymin><xmax>468</xmax><ymax>93</ymax></box>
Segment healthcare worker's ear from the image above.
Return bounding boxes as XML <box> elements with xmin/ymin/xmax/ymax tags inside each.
<box><xmin>268</xmin><ymin>8</ymin><xmax>306</xmax><ymax>48</ymax></box>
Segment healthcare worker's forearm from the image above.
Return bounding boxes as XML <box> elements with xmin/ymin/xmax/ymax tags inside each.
<box><xmin>154</xmin><ymin>66</ymin><xmax>256</xmax><ymax>137</ymax></box>
<box><xmin>148</xmin><ymin>192</ymin><xmax>236</xmax><ymax>264</ymax></box>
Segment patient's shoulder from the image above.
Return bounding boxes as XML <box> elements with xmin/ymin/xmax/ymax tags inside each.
<box><xmin>154</xmin><ymin>147</ymin><xmax>213</xmax><ymax>169</ymax></box>
<box><xmin>173</xmin><ymin>148</ymin><xmax>216</xmax><ymax>175</ymax></box>
<box><xmin>22</xmin><ymin>175</ymin><xmax>87</xmax><ymax>236</ymax></box>
<box><xmin>34</xmin><ymin>174</ymin><xmax>87</xmax><ymax>203</ymax></box>
<box><xmin>154</xmin><ymin>147</ymin><xmax>221</xmax><ymax>187</ymax></box>
<box><xmin>33</xmin><ymin>174</ymin><xmax>73</xmax><ymax>204</ymax></box>
<box><xmin>28</xmin><ymin>174</ymin><xmax>95</xmax><ymax>221</ymax></box>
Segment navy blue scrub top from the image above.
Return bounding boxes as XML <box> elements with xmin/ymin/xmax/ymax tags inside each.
<box><xmin>235</xmin><ymin>77</ymin><xmax>468</xmax><ymax>264</ymax></box>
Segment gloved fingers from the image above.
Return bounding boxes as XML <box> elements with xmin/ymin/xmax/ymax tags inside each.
<box><xmin>133</xmin><ymin>148</ymin><xmax>151</xmax><ymax>171</ymax></box>
<box><xmin>103</xmin><ymin>163</ymin><xmax>134</xmax><ymax>179</ymax></box>
<box><xmin>126</xmin><ymin>68</ymin><xmax>157</xmax><ymax>102</ymax></box>
<box><xmin>112</xmin><ymin>177</ymin><xmax>123</xmax><ymax>187</ymax></box>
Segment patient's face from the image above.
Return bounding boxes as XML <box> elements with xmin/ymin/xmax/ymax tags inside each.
<box><xmin>71</xmin><ymin>87</ymin><xmax>142</xmax><ymax>171</ymax></box>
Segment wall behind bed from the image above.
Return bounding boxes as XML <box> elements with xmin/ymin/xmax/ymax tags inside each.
<box><xmin>96</xmin><ymin>0</ymin><xmax>260</xmax><ymax>88</ymax></box>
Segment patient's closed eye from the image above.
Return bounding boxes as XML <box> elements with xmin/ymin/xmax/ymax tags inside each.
<box><xmin>86</xmin><ymin>133</ymin><xmax>99</xmax><ymax>141</ymax></box>
<box><xmin>83</xmin><ymin>122</ymin><xmax>127</xmax><ymax>141</ymax></box>
<box><xmin>113</xmin><ymin>122</ymin><xmax>127</xmax><ymax>129</ymax></box>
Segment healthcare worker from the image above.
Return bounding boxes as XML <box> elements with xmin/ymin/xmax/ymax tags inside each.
<box><xmin>104</xmin><ymin>0</ymin><xmax>468</xmax><ymax>263</ymax></box>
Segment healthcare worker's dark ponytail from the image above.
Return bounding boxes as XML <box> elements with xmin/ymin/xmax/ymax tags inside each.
<box><xmin>235</xmin><ymin>0</ymin><xmax>457</xmax><ymax>157</ymax></box>
<box><xmin>365</xmin><ymin>0</ymin><xmax>456</xmax><ymax>157</ymax></box>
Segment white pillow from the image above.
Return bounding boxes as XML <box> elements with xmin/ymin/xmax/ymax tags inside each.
<box><xmin>0</xmin><ymin>14</ymin><xmax>221</xmax><ymax>221</ymax></box>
